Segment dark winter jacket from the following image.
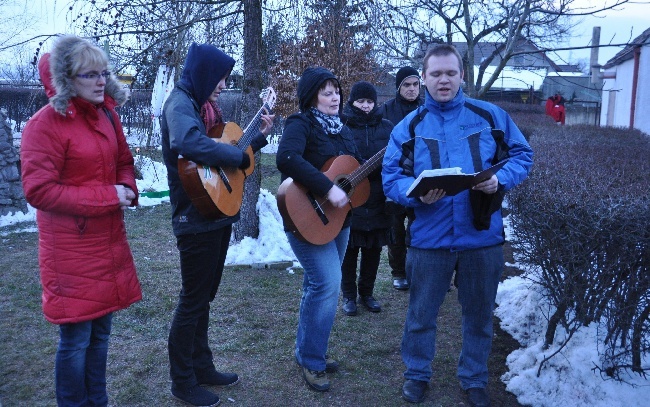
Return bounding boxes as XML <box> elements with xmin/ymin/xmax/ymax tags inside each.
<box><xmin>161</xmin><ymin>43</ymin><xmax>262</xmax><ymax>236</ymax></box>
<box><xmin>277</xmin><ymin>111</ymin><xmax>359</xmax><ymax>197</ymax></box>
<box><xmin>377</xmin><ymin>92</ymin><xmax>422</xmax><ymax>127</ymax></box>
<box><xmin>342</xmin><ymin>104</ymin><xmax>393</xmax><ymax>231</ymax></box>
<box><xmin>21</xmin><ymin>42</ymin><xmax>141</xmax><ymax>324</ymax></box>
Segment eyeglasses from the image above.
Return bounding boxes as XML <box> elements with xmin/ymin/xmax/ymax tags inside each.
<box><xmin>76</xmin><ymin>71</ymin><xmax>111</xmax><ymax>80</ymax></box>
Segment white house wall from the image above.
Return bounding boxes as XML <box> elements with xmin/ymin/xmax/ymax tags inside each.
<box><xmin>635</xmin><ymin>45</ymin><xmax>650</xmax><ymax>135</ymax></box>
<box><xmin>600</xmin><ymin>59</ymin><xmax>635</xmax><ymax>129</ymax></box>
<box><xmin>600</xmin><ymin>44</ymin><xmax>650</xmax><ymax>135</ymax></box>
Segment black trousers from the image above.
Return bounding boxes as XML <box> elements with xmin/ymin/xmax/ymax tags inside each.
<box><xmin>341</xmin><ymin>245</ymin><xmax>382</xmax><ymax>298</ymax></box>
<box><xmin>387</xmin><ymin>212</ymin><xmax>407</xmax><ymax>278</ymax></box>
<box><xmin>168</xmin><ymin>225</ymin><xmax>231</xmax><ymax>389</ymax></box>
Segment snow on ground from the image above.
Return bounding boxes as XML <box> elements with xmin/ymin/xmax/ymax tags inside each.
<box><xmin>2</xmin><ymin>157</ymin><xmax>648</xmax><ymax>407</ymax></box>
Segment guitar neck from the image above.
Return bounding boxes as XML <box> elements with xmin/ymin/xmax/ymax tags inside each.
<box><xmin>347</xmin><ymin>146</ymin><xmax>387</xmax><ymax>187</ymax></box>
<box><xmin>236</xmin><ymin>102</ymin><xmax>272</xmax><ymax>151</ymax></box>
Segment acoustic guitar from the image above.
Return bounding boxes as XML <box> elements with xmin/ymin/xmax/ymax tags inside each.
<box><xmin>178</xmin><ymin>87</ymin><xmax>276</xmax><ymax>219</ymax></box>
<box><xmin>276</xmin><ymin>146</ymin><xmax>387</xmax><ymax>245</ymax></box>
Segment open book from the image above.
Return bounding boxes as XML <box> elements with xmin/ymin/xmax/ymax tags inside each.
<box><xmin>406</xmin><ymin>159</ymin><xmax>508</xmax><ymax>198</ymax></box>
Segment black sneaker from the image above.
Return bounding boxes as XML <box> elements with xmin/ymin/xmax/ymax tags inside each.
<box><xmin>466</xmin><ymin>387</ymin><xmax>491</xmax><ymax>407</ymax></box>
<box><xmin>393</xmin><ymin>278</ymin><xmax>410</xmax><ymax>290</ymax></box>
<box><xmin>196</xmin><ymin>370</ymin><xmax>239</xmax><ymax>387</ymax></box>
<box><xmin>342</xmin><ymin>297</ymin><xmax>357</xmax><ymax>316</ymax></box>
<box><xmin>360</xmin><ymin>295</ymin><xmax>381</xmax><ymax>312</ymax></box>
<box><xmin>302</xmin><ymin>367</ymin><xmax>330</xmax><ymax>391</ymax></box>
<box><xmin>171</xmin><ymin>384</ymin><xmax>220</xmax><ymax>407</ymax></box>
<box><xmin>402</xmin><ymin>379</ymin><xmax>427</xmax><ymax>403</ymax></box>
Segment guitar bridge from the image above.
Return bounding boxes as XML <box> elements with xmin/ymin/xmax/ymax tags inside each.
<box><xmin>307</xmin><ymin>191</ymin><xmax>329</xmax><ymax>225</ymax></box>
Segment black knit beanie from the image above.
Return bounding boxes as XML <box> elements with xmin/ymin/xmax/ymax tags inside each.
<box><xmin>395</xmin><ymin>66</ymin><xmax>420</xmax><ymax>90</ymax></box>
<box><xmin>348</xmin><ymin>81</ymin><xmax>377</xmax><ymax>104</ymax></box>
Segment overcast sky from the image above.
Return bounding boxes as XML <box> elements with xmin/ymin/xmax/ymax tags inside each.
<box><xmin>554</xmin><ymin>0</ymin><xmax>650</xmax><ymax>65</ymax></box>
<box><xmin>4</xmin><ymin>0</ymin><xmax>650</xmax><ymax>68</ymax></box>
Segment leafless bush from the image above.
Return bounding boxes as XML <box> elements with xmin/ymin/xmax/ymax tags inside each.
<box><xmin>507</xmin><ymin>120</ymin><xmax>650</xmax><ymax>379</ymax></box>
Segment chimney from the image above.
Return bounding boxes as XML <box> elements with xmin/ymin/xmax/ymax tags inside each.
<box><xmin>590</xmin><ymin>27</ymin><xmax>604</xmax><ymax>84</ymax></box>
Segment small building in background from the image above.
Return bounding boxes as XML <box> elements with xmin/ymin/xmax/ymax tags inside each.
<box><xmin>541</xmin><ymin>72</ymin><xmax>602</xmax><ymax>126</ymax></box>
<box><xmin>599</xmin><ymin>27</ymin><xmax>650</xmax><ymax>135</ymax></box>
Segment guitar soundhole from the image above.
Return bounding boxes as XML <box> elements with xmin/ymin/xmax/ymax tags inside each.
<box><xmin>335</xmin><ymin>177</ymin><xmax>352</xmax><ymax>194</ymax></box>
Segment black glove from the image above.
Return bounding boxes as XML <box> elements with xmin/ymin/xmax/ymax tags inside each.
<box><xmin>238</xmin><ymin>152</ymin><xmax>251</xmax><ymax>170</ymax></box>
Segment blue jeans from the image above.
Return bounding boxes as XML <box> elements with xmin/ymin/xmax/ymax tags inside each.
<box><xmin>287</xmin><ymin>227</ymin><xmax>349</xmax><ymax>372</ymax></box>
<box><xmin>56</xmin><ymin>313</ymin><xmax>113</xmax><ymax>407</ymax></box>
<box><xmin>168</xmin><ymin>226</ymin><xmax>231</xmax><ymax>389</ymax></box>
<box><xmin>401</xmin><ymin>245</ymin><xmax>503</xmax><ymax>389</ymax></box>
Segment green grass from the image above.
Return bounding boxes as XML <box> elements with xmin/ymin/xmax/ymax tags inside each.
<box><xmin>0</xmin><ymin>154</ymin><xmax>523</xmax><ymax>406</ymax></box>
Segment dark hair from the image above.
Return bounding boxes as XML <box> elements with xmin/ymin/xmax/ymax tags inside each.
<box><xmin>423</xmin><ymin>44</ymin><xmax>464</xmax><ymax>73</ymax></box>
<box><xmin>310</xmin><ymin>78</ymin><xmax>340</xmax><ymax>107</ymax></box>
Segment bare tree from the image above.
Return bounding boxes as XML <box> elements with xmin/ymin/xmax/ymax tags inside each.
<box><xmin>361</xmin><ymin>0</ymin><xmax>637</xmax><ymax>98</ymax></box>
<box><xmin>63</xmin><ymin>0</ymin><xmax>294</xmax><ymax>240</ymax></box>
<box><xmin>270</xmin><ymin>0</ymin><xmax>383</xmax><ymax>117</ymax></box>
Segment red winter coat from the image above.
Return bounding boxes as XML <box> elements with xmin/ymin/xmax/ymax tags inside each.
<box><xmin>20</xmin><ymin>54</ymin><xmax>141</xmax><ymax>324</ymax></box>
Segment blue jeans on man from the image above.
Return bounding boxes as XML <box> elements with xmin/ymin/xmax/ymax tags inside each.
<box><xmin>56</xmin><ymin>312</ymin><xmax>113</xmax><ymax>406</ymax></box>
<box><xmin>287</xmin><ymin>227</ymin><xmax>349</xmax><ymax>372</ymax></box>
<box><xmin>402</xmin><ymin>245</ymin><xmax>503</xmax><ymax>389</ymax></box>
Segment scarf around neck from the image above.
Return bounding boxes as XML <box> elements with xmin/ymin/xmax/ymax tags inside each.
<box><xmin>200</xmin><ymin>100</ymin><xmax>224</xmax><ymax>133</ymax></box>
<box><xmin>310</xmin><ymin>107</ymin><xmax>343</xmax><ymax>135</ymax></box>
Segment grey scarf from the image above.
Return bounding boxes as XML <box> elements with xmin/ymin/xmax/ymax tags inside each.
<box><xmin>310</xmin><ymin>107</ymin><xmax>343</xmax><ymax>135</ymax></box>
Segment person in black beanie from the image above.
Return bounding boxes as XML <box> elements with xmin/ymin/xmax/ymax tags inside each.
<box><xmin>378</xmin><ymin>66</ymin><xmax>422</xmax><ymax>291</ymax></box>
<box><xmin>276</xmin><ymin>67</ymin><xmax>362</xmax><ymax>392</ymax></box>
<box><xmin>161</xmin><ymin>43</ymin><xmax>274</xmax><ymax>407</ymax></box>
<box><xmin>340</xmin><ymin>81</ymin><xmax>394</xmax><ymax>316</ymax></box>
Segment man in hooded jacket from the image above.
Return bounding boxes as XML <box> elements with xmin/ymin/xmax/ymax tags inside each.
<box><xmin>161</xmin><ymin>43</ymin><xmax>272</xmax><ymax>407</ymax></box>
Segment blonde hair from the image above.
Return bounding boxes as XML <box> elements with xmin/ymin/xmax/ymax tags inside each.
<box><xmin>68</xmin><ymin>41</ymin><xmax>109</xmax><ymax>77</ymax></box>
<box><xmin>49</xmin><ymin>35</ymin><xmax>127</xmax><ymax>114</ymax></box>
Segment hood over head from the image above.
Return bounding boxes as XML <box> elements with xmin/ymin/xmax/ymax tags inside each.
<box><xmin>38</xmin><ymin>53</ymin><xmax>56</xmax><ymax>98</ymax></box>
<box><xmin>179</xmin><ymin>43</ymin><xmax>235</xmax><ymax>107</ymax></box>
<box><xmin>297</xmin><ymin>67</ymin><xmax>342</xmax><ymax>113</ymax></box>
<box><xmin>47</xmin><ymin>35</ymin><xmax>128</xmax><ymax>115</ymax></box>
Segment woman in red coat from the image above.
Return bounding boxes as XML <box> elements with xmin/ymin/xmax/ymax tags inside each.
<box><xmin>20</xmin><ymin>35</ymin><xmax>141</xmax><ymax>406</ymax></box>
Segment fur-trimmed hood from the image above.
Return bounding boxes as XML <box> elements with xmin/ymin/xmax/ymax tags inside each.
<box><xmin>44</xmin><ymin>35</ymin><xmax>128</xmax><ymax>115</ymax></box>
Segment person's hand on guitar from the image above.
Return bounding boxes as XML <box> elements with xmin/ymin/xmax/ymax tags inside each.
<box><xmin>326</xmin><ymin>184</ymin><xmax>349</xmax><ymax>208</ymax></box>
<box><xmin>260</xmin><ymin>108</ymin><xmax>276</xmax><ymax>137</ymax></box>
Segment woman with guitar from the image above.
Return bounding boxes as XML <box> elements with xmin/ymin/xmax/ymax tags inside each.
<box><xmin>276</xmin><ymin>67</ymin><xmax>362</xmax><ymax>392</ymax></box>
<box><xmin>161</xmin><ymin>43</ymin><xmax>274</xmax><ymax>407</ymax></box>
<box><xmin>339</xmin><ymin>81</ymin><xmax>394</xmax><ymax>317</ymax></box>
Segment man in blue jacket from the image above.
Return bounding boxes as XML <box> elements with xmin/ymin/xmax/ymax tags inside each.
<box><xmin>382</xmin><ymin>44</ymin><xmax>533</xmax><ymax>406</ymax></box>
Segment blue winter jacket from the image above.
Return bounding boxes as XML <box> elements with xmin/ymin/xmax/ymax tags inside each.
<box><xmin>381</xmin><ymin>89</ymin><xmax>533</xmax><ymax>251</ymax></box>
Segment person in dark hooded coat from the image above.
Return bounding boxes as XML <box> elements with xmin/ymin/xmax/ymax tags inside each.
<box><xmin>276</xmin><ymin>67</ymin><xmax>361</xmax><ymax>392</ymax></box>
<box><xmin>161</xmin><ymin>43</ymin><xmax>274</xmax><ymax>407</ymax></box>
<box><xmin>339</xmin><ymin>81</ymin><xmax>394</xmax><ymax>316</ymax></box>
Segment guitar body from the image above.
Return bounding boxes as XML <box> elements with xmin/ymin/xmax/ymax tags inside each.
<box><xmin>177</xmin><ymin>87</ymin><xmax>275</xmax><ymax>219</ymax></box>
<box><xmin>277</xmin><ymin>155</ymin><xmax>370</xmax><ymax>245</ymax></box>
<box><xmin>178</xmin><ymin>122</ymin><xmax>254</xmax><ymax>219</ymax></box>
